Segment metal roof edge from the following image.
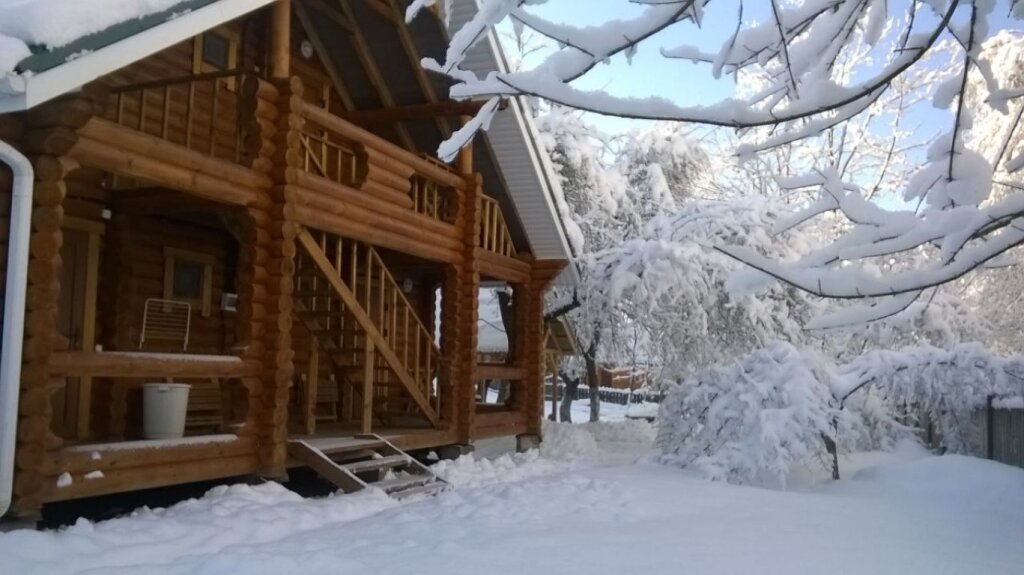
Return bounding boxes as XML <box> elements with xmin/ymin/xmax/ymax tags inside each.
<box><xmin>0</xmin><ymin>0</ymin><xmax>276</xmax><ymax>114</ymax></box>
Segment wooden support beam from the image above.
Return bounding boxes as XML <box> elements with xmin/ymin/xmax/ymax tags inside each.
<box><xmin>335</xmin><ymin>0</ymin><xmax>417</xmax><ymax>151</ymax></box>
<box><xmin>475</xmin><ymin>363</ymin><xmax>527</xmax><ymax>381</ymax></box>
<box><xmin>294</xmin><ymin>0</ymin><xmax>357</xmax><ymax>110</ymax></box>
<box><xmin>342</xmin><ymin>100</ymin><xmax>505</xmax><ymax>125</ymax></box>
<box><xmin>457</xmin><ymin>115</ymin><xmax>473</xmax><ymax>175</ymax></box>
<box><xmin>271</xmin><ymin>0</ymin><xmax>292</xmax><ymax>80</ymax></box>
<box><xmin>362</xmin><ymin>340</ymin><xmax>375</xmax><ymax>434</ymax></box>
<box><xmin>48</xmin><ymin>351</ymin><xmax>261</xmax><ymax>378</ymax></box>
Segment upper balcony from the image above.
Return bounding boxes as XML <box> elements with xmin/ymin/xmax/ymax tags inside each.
<box><xmin>91</xmin><ymin>68</ymin><xmax>526</xmax><ymax>276</ymax></box>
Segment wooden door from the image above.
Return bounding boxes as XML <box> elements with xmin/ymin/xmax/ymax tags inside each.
<box><xmin>52</xmin><ymin>218</ymin><xmax>103</xmax><ymax>439</ymax></box>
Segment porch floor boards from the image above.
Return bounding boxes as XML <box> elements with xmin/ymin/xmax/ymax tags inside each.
<box><xmin>287</xmin><ymin>424</ymin><xmax>456</xmax><ymax>460</ymax></box>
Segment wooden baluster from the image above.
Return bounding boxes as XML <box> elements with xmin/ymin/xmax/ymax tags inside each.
<box><xmin>425</xmin><ymin>344</ymin><xmax>432</xmax><ymax>405</ymax></box>
<box><xmin>209</xmin><ymin>79</ymin><xmax>220</xmax><ymax>156</ymax></box>
<box><xmin>349</xmin><ymin>239</ymin><xmax>357</xmax><ymax>291</ymax></box>
<box><xmin>138</xmin><ymin>89</ymin><xmax>147</xmax><ymax>133</ymax></box>
<box><xmin>116</xmin><ymin>92</ymin><xmax>125</xmax><ymax>126</ymax></box>
<box><xmin>491</xmin><ymin>205</ymin><xmax>499</xmax><ymax>252</ymax></box>
<box><xmin>413</xmin><ymin>328</ymin><xmax>421</xmax><ymax>391</ymax></box>
<box><xmin>162</xmin><ymin>85</ymin><xmax>171</xmax><ymax>140</ymax></box>
<box><xmin>391</xmin><ymin>289</ymin><xmax>397</xmax><ymax>352</ymax></box>
<box><xmin>377</xmin><ymin>259</ymin><xmax>385</xmax><ymax>336</ymax></box>
<box><xmin>403</xmin><ymin>308</ymin><xmax>410</xmax><ymax>366</ymax></box>
<box><xmin>335</xmin><ymin>145</ymin><xmax>343</xmax><ymax>184</ymax></box>
<box><xmin>305</xmin><ymin>343</ymin><xmax>319</xmax><ymax>435</ymax></box>
<box><xmin>185</xmin><ymin>80</ymin><xmax>195</xmax><ymax>149</ymax></box>
<box><xmin>364</xmin><ymin>246</ymin><xmax>372</xmax><ymax>315</ymax></box>
<box><xmin>362</xmin><ymin>340</ymin><xmax>375</xmax><ymax>434</ymax></box>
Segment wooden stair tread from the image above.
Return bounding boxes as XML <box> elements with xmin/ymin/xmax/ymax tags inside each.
<box><xmin>342</xmin><ymin>454</ymin><xmax>412</xmax><ymax>473</ymax></box>
<box><xmin>391</xmin><ymin>482</ymin><xmax>447</xmax><ymax>500</ymax></box>
<box><xmin>296</xmin><ymin>436</ymin><xmax>386</xmax><ymax>454</ymax></box>
<box><xmin>372</xmin><ymin>474</ymin><xmax>434</xmax><ymax>493</ymax></box>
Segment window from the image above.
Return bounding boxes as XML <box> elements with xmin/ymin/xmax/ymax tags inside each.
<box><xmin>192</xmin><ymin>27</ymin><xmax>239</xmax><ymax>89</ymax></box>
<box><xmin>201</xmin><ymin>33</ymin><xmax>231</xmax><ymax>69</ymax></box>
<box><xmin>164</xmin><ymin>247</ymin><xmax>215</xmax><ymax>317</ymax></box>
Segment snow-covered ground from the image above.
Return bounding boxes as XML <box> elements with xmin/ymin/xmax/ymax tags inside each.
<box><xmin>2</xmin><ymin>419</ymin><xmax>1023</xmax><ymax>575</ymax></box>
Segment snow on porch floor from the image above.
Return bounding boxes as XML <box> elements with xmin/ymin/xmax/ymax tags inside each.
<box><xmin>1</xmin><ymin>422</ymin><xmax>1023</xmax><ymax>575</ymax></box>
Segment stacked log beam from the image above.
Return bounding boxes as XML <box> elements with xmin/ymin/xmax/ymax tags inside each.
<box><xmin>250</xmin><ymin>76</ymin><xmax>301</xmax><ymax>476</ymax></box>
<box><xmin>237</xmin><ymin>76</ymin><xmax>282</xmax><ymax>443</ymax></box>
<box><xmin>12</xmin><ymin>93</ymin><xmax>95</xmax><ymax>515</ymax></box>
<box><xmin>440</xmin><ymin>176</ymin><xmax>482</xmax><ymax>444</ymax></box>
<box><xmin>519</xmin><ymin>261</ymin><xmax>567</xmax><ymax>436</ymax></box>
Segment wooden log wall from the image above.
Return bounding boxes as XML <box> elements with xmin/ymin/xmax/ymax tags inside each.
<box><xmin>439</xmin><ymin>175</ymin><xmax>482</xmax><ymax>444</ymax></box>
<box><xmin>518</xmin><ymin>261</ymin><xmax>566</xmax><ymax>436</ymax></box>
<box><xmin>99</xmin><ymin>215</ymin><xmax>237</xmax><ymax>353</ymax></box>
<box><xmin>11</xmin><ymin>92</ymin><xmax>96</xmax><ymax>516</ymax></box>
<box><xmin>251</xmin><ymin>76</ymin><xmax>302</xmax><ymax>477</ymax></box>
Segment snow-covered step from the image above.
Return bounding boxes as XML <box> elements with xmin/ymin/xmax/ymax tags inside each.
<box><xmin>342</xmin><ymin>454</ymin><xmax>412</xmax><ymax>474</ymax></box>
<box><xmin>288</xmin><ymin>434</ymin><xmax>447</xmax><ymax>500</ymax></box>
<box><xmin>390</xmin><ymin>481</ymin><xmax>447</xmax><ymax>500</ymax></box>
<box><xmin>372</xmin><ymin>474</ymin><xmax>434</xmax><ymax>494</ymax></box>
<box><xmin>300</xmin><ymin>436</ymin><xmax>386</xmax><ymax>455</ymax></box>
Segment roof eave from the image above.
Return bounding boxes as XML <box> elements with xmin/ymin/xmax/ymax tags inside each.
<box><xmin>0</xmin><ymin>0</ymin><xmax>276</xmax><ymax>114</ymax></box>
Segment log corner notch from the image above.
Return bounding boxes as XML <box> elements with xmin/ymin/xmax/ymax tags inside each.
<box><xmin>13</xmin><ymin>91</ymin><xmax>96</xmax><ymax>516</ymax></box>
<box><xmin>250</xmin><ymin>74</ymin><xmax>303</xmax><ymax>479</ymax></box>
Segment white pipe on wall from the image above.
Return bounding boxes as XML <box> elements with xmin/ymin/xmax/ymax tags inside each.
<box><xmin>0</xmin><ymin>139</ymin><xmax>33</xmax><ymax>518</ymax></box>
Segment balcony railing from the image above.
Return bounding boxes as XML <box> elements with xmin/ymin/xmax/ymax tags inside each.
<box><xmin>293</xmin><ymin>98</ymin><xmax>463</xmax><ymax>224</ymax></box>
<box><xmin>479</xmin><ymin>195</ymin><xmax>516</xmax><ymax>258</ymax></box>
<box><xmin>107</xmin><ymin>69</ymin><xmax>258</xmax><ymax>167</ymax></box>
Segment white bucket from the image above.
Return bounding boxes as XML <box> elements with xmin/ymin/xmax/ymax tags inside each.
<box><xmin>142</xmin><ymin>383</ymin><xmax>191</xmax><ymax>439</ymax></box>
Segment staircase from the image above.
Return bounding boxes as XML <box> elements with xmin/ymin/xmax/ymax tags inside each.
<box><xmin>294</xmin><ymin>228</ymin><xmax>442</xmax><ymax>432</ymax></box>
<box><xmin>287</xmin><ymin>434</ymin><xmax>447</xmax><ymax>499</ymax></box>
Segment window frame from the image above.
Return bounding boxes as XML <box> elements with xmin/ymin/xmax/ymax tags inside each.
<box><xmin>192</xmin><ymin>27</ymin><xmax>240</xmax><ymax>90</ymax></box>
<box><xmin>163</xmin><ymin>247</ymin><xmax>216</xmax><ymax>317</ymax></box>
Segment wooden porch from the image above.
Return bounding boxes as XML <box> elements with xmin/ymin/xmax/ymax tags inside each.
<box><xmin>4</xmin><ymin>0</ymin><xmax>566</xmax><ymax>517</ymax></box>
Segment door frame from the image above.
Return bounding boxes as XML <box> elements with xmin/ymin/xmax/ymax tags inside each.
<box><xmin>62</xmin><ymin>215</ymin><xmax>104</xmax><ymax>439</ymax></box>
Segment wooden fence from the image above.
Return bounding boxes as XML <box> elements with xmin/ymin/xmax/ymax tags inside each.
<box><xmin>544</xmin><ymin>384</ymin><xmax>665</xmax><ymax>406</ymax></box>
<box><xmin>980</xmin><ymin>396</ymin><xmax>1024</xmax><ymax>469</ymax></box>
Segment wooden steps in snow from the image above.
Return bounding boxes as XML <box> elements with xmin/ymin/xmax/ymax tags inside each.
<box><xmin>287</xmin><ymin>433</ymin><xmax>446</xmax><ymax>499</ymax></box>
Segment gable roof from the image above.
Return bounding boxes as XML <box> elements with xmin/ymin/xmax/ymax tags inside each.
<box><xmin>444</xmin><ymin>0</ymin><xmax>580</xmax><ymax>283</ymax></box>
<box><xmin>0</xmin><ymin>0</ymin><xmax>576</xmax><ymax>280</ymax></box>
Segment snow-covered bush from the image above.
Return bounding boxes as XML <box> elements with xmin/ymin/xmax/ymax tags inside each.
<box><xmin>655</xmin><ymin>342</ymin><xmax>855</xmax><ymax>487</ymax></box>
<box><xmin>839</xmin><ymin>343</ymin><xmax>1024</xmax><ymax>454</ymax></box>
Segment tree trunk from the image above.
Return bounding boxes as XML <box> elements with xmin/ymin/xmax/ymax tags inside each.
<box><xmin>585</xmin><ymin>352</ymin><xmax>600</xmax><ymax>422</ymax></box>
<box><xmin>558</xmin><ymin>372</ymin><xmax>579</xmax><ymax>423</ymax></box>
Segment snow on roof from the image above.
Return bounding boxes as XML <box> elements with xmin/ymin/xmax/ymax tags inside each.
<box><xmin>0</xmin><ymin>0</ymin><xmax>191</xmax><ymax>73</ymax></box>
<box><xmin>0</xmin><ymin>0</ymin><xmax>275</xmax><ymax>112</ymax></box>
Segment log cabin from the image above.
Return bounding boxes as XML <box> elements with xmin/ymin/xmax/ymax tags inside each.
<box><xmin>0</xmin><ymin>0</ymin><xmax>576</xmax><ymax>519</ymax></box>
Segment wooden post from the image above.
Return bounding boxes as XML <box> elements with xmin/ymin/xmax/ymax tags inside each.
<box><xmin>247</xmin><ymin>76</ymin><xmax>300</xmax><ymax>477</ymax></box>
<box><xmin>304</xmin><ymin>343</ymin><xmax>319</xmax><ymax>435</ymax></box>
<box><xmin>362</xmin><ymin>340</ymin><xmax>375</xmax><ymax>434</ymax></box>
<box><xmin>270</xmin><ymin>0</ymin><xmax>291</xmax><ymax>80</ymax></box>
<box><xmin>438</xmin><ymin>174</ymin><xmax>482</xmax><ymax>444</ymax></box>
<box><xmin>457</xmin><ymin>115</ymin><xmax>473</xmax><ymax>175</ymax></box>
<box><xmin>517</xmin><ymin>261</ymin><xmax>566</xmax><ymax>437</ymax></box>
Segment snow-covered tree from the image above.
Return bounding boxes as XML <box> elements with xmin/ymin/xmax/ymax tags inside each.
<box><xmin>655</xmin><ymin>342</ymin><xmax>859</xmax><ymax>486</ymax></box>
<box><xmin>409</xmin><ymin>1</ymin><xmax>1024</xmax><ymax>322</ymax></box>
<box><xmin>838</xmin><ymin>342</ymin><xmax>1024</xmax><ymax>453</ymax></box>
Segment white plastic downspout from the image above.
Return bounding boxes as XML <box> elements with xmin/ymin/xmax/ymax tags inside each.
<box><xmin>0</xmin><ymin>139</ymin><xmax>32</xmax><ymax>518</ymax></box>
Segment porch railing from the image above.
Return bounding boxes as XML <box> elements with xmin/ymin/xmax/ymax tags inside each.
<box><xmin>107</xmin><ymin>69</ymin><xmax>258</xmax><ymax>167</ymax></box>
<box><xmin>479</xmin><ymin>195</ymin><xmax>516</xmax><ymax>257</ymax></box>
